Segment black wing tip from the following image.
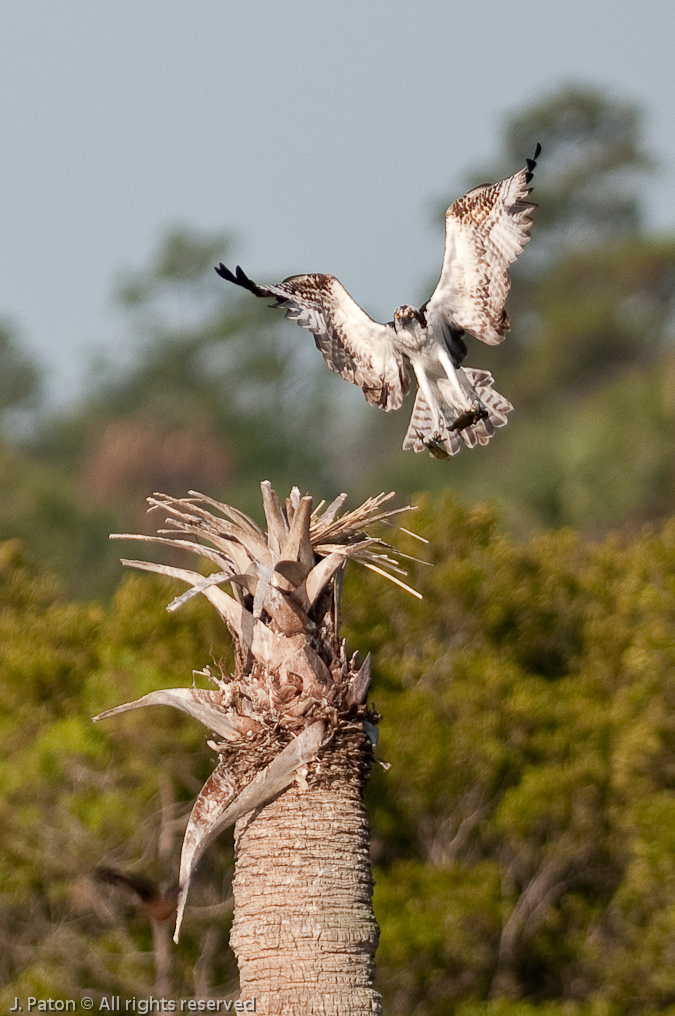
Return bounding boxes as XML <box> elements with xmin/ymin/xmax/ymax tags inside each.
<box><xmin>215</xmin><ymin>261</ymin><xmax>235</xmax><ymax>282</ymax></box>
<box><xmin>214</xmin><ymin>262</ymin><xmax>259</xmax><ymax>293</ymax></box>
<box><xmin>524</xmin><ymin>142</ymin><xmax>542</xmax><ymax>183</ymax></box>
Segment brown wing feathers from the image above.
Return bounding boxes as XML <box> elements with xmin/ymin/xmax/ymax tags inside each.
<box><xmin>214</xmin><ymin>146</ymin><xmax>539</xmax><ymax>455</ymax></box>
<box><xmin>216</xmin><ymin>264</ymin><xmax>409</xmax><ymax>411</ymax></box>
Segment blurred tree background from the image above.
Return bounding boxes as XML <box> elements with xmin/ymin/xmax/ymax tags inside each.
<box><xmin>3</xmin><ymin>82</ymin><xmax>675</xmax><ymax>1011</ymax></box>
<box><xmin>3</xmin><ymin>83</ymin><xmax>675</xmax><ymax>596</ymax></box>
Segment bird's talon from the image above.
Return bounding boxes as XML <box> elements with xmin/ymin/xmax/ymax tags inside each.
<box><xmin>450</xmin><ymin>405</ymin><xmax>488</xmax><ymax>433</ymax></box>
<box><xmin>421</xmin><ymin>428</ymin><xmax>443</xmax><ymax>447</ymax></box>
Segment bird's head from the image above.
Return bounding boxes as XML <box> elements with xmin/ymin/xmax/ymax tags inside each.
<box><xmin>393</xmin><ymin>304</ymin><xmax>424</xmax><ymax>332</ymax></box>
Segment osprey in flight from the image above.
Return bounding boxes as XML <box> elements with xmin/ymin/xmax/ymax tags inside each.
<box><xmin>216</xmin><ymin>145</ymin><xmax>539</xmax><ymax>458</ymax></box>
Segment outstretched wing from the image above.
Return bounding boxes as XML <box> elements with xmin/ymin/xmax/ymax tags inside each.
<box><xmin>215</xmin><ymin>264</ymin><xmax>410</xmax><ymax>410</ymax></box>
<box><xmin>425</xmin><ymin>144</ymin><xmax>540</xmax><ymax>346</ymax></box>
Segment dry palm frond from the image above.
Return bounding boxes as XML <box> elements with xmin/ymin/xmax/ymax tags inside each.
<box><xmin>98</xmin><ymin>481</ymin><xmax>422</xmax><ymax>942</ymax></box>
<box><xmin>111</xmin><ymin>482</ymin><xmax>422</xmax><ymax>602</ymax></box>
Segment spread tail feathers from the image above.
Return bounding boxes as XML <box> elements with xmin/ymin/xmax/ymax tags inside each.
<box><xmin>402</xmin><ymin>368</ymin><xmax>512</xmax><ymax>458</ymax></box>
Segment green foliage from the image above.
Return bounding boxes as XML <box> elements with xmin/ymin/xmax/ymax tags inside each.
<box><xmin>0</xmin><ymin>320</ymin><xmax>42</xmax><ymax>424</ymax></box>
<box><xmin>0</xmin><ymin>543</ymin><xmax>236</xmax><ymax>1003</ymax></box>
<box><xmin>5</xmin><ymin>486</ymin><xmax>675</xmax><ymax>1010</ymax></box>
<box><xmin>0</xmin><ymin>447</ymin><xmax>119</xmax><ymax>599</ymax></box>
<box><xmin>342</xmin><ymin>494</ymin><xmax>675</xmax><ymax>1013</ymax></box>
<box><xmin>3</xmin><ymin>81</ymin><xmax>675</xmax><ymax>1011</ymax></box>
<box><xmin>375</xmin><ymin>859</ymin><xmax>502</xmax><ymax>1010</ymax></box>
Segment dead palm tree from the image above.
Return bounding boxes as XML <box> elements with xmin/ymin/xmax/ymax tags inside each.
<box><xmin>94</xmin><ymin>481</ymin><xmax>420</xmax><ymax>1015</ymax></box>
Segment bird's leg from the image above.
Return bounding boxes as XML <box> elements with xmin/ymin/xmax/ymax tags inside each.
<box><xmin>436</xmin><ymin>348</ymin><xmax>488</xmax><ymax>431</ymax></box>
<box><xmin>436</xmin><ymin>348</ymin><xmax>474</xmax><ymax>410</ymax></box>
<box><xmin>411</xmin><ymin>363</ymin><xmax>444</xmax><ymax>439</ymax></box>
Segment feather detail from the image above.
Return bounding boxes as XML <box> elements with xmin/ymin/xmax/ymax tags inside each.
<box><xmin>216</xmin><ymin>265</ymin><xmax>410</xmax><ymax>410</ymax></box>
<box><xmin>403</xmin><ymin>369</ymin><xmax>512</xmax><ymax>458</ymax></box>
<box><xmin>215</xmin><ymin>145</ymin><xmax>538</xmax><ymax>456</ymax></box>
<box><xmin>426</xmin><ymin>145</ymin><xmax>540</xmax><ymax>346</ymax></box>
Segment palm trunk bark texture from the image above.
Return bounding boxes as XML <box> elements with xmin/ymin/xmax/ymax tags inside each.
<box><xmin>231</xmin><ymin>740</ymin><xmax>380</xmax><ymax>1014</ymax></box>
<box><xmin>95</xmin><ymin>482</ymin><xmax>418</xmax><ymax>1013</ymax></box>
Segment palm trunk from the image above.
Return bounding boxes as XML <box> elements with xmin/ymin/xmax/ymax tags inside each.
<box><xmin>231</xmin><ymin>725</ymin><xmax>380</xmax><ymax>1015</ymax></box>
<box><xmin>96</xmin><ymin>483</ymin><xmax>418</xmax><ymax>1009</ymax></box>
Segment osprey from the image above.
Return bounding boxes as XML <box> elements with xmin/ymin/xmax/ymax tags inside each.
<box><xmin>216</xmin><ymin>145</ymin><xmax>539</xmax><ymax>458</ymax></box>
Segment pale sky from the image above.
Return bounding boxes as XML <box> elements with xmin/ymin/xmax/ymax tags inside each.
<box><xmin>2</xmin><ymin>1</ymin><xmax>674</xmax><ymax>402</ymax></box>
